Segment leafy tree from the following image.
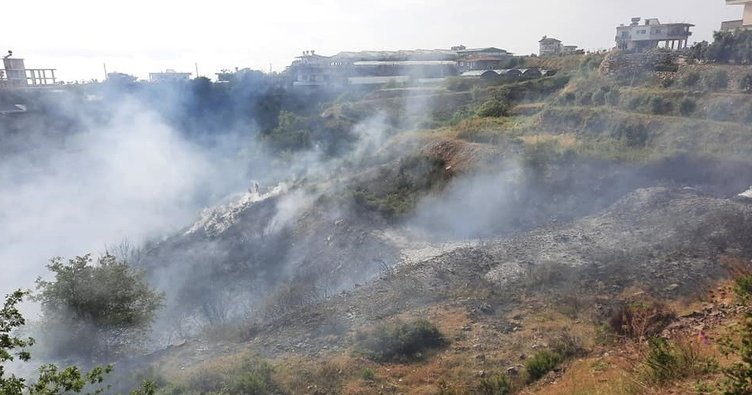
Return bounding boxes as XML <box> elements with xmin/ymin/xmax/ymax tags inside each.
<box><xmin>1</xmin><ymin>290</ymin><xmax>114</xmax><ymax>395</ymax></box>
<box><xmin>35</xmin><ymin>254</ymin><xmax>163</xmax><ymax>360</ymax></box>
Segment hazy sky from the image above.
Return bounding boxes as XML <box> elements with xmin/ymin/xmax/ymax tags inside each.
<box><xmin>3</xmin><ymin>0</ymin><xmax>742</xmax><ymax>81</ymax></box>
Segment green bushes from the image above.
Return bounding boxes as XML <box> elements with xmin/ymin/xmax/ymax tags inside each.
<box><xmin>704</xmin><ymin>70</ymin><xmax>730</xmax><ymax>91</ymax></box>
<box><xmin>525</xmin><ymin>350</ymin><xmax>563</xmax><ymax>382</ymax></box>
<box><xmin>682</xmin><ymin>72</ymin><xmax>701</xmax><ymax>88</ymax></box>
<box><xmin>172</xmin><ymin>357</ymin><xmax>277</xmax><ymax>395</ymax></box>
<box><xmin>613</xmin><ymin>120</ymin><xmax>650</xmax><ymax>148</ymax></box>
<box><xmin>649</xmin><ymin>96</ymin><xmax>674</xmax><ymax>115</ymax></box>
<box><xmin>637</xmin><ymin>337</ymin><xmax>715</xmax><ymax>385</ymax></box>
<box><xmin>478</xmin><ymin>373</ymin><xmax>512</xmax><ymax>395</ymax></box>
<box><xmin>476</xmin><ymin>99</ymin><xmax>510</xmax><ymax>117</ymax></box>
<box><xmin>679</xmin><ymin>98</ymin><xmax>697</xmax><ymax>116</ymax></box>
<box><xmin>734</xmin><ymin>275</ymin><xmax>752</xmax><ymax>302</ymax></box>
<box><xmin>445</xmin><ymin>77</ymin><xmax>475</xmax><ymax>92</ymax></box>
<box><xmin>354</xmin><ymin>319</ymin><xmax>446</xmax><ymax>362</ymax></box>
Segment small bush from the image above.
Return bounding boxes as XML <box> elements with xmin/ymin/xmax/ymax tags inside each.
<box><xmin>626</xmin><ymin>96</ymin><xmax>643</xmax><ymax>111</ymax></box>
<box><xmin>613</xmin><ymin>121</ymin><xmax>649</xmax><ymax>148</ymax></box>
<box><xmin>478</xmin><ymin>373</ymin><xmax>512</xmax><ymax>395</ymax></box>
<box><xmin>649</xmin><ymin>96</ymin><xmax>674</xmax><ymax>115</ymax></box>
<box><xmin>445</xmin><ymin>77</ymin><xmax>474</xmax><ymax>92</ymax></box>
<box><xmin>359</xmin><ymin>368</ymin><xmax>375</xmax><ymax>381</ymax></box>
<box><xmin>638</xmin><ymin>337</ymin><xmax>716</xmax><ymax>385</ymax></box>
<box><xmin>609</xmin><ymin>301</ymin><xmax>675</xmax><ymax>340</ymax></box>
<box><xmin>679</xmin><ymin>98</ymin><xmax>697</xmax><ymax>116</ymax></box>
<box><xmin>476</xmin><ymin>99</ymin><xmax>510</xmax><ymax>118</ymax></box>
<box><xmin>592</xmin><ymin>90</ymin><xmax>606</xmax><ymax>106</ymax></box>
<box><xmin>525</xmin><ymin>350</ymin><xmax>563</xmax><ymax>382</ymax></box>
<box><xmin>704</xmin><ymin>70</ymin><xmax>729</xmax><ymax>91</ymax></box>
<box><xmin>740</xmin><ymin>73</ymin><xmax>752</xmax><ymax>93</ymax></box>
<box><xmin>354</xmin><ymin>319</ymin><xmax>446</xmax><ymax>362</ymax></box>
<box><xmin>682</xmin><ymin>72</ymin><xmax>701</xmax><ymax>88</ymax></box>
<box><xmin>661</xmin><ymin>78</ymin><xmax>675</xmax><ymax>88</ymax></box>
<box><xmin>605</xmin><ymin>90</ymin><xmax>621</xmax><ymax>106</ymax></box>
<box><xmin>561</xmin><ymin>91</ymin><xmax>576</xmax><ymax>105</ymax></box>
<box><xmin>735</xmin><ymin>275</ymin><xmax>752</xmax><ymax>301</ymax></box>
<box><xmin>578</xmin><ymin>91</ymin><xmax>594</xmax><ymax>106</ymax></box>
<box><xmin>720</xmin><ymin>313</ymin><xmax>752</xmax><ymax>394</ymax></box>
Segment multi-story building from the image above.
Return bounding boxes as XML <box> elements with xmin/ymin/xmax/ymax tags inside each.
<box><xmin>615</xmin><ymin>17</ymin><xmax>694</xmax><ymax>51</ymax></box>
<box><xmin>538</xmin><ymin>36</ymin><xmax>580</xmax><ymax>56</ymax></box>
<box><xmin>289</xmin><ymin>46</ymin><xmax>513</xmax><ymax>88</ymax></box>
<box><xmin>721</xmin><ymin>0</ymin><xmax>752</xmax><ymax>31</ymax></box>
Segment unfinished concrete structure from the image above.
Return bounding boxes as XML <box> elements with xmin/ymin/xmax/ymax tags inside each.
<box><xmin>722</xmin><ymin>0</ymin><xmax>752</xmax><ymax>31</ymax></box>
<box><xmin>0</xmin><ymin>51</ymin><xmax>57</xmax><ymax>88</ymax></box>
<box><xmin>615</xmin><ymin>18</ymin><xmax>694</xmax><ymax>51</ymax></box>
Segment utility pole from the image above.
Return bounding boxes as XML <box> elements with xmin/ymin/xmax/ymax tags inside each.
<box><xmin>195</xmin><ymin>62</ymin><xmax>199</xmax><ymax>78</ymax></box>
<box><xmin>103</xmin><ymin>63</ymin><xmax>108</xmax><ymax>80</ymax></box>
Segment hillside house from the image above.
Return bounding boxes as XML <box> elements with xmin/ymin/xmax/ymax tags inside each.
<box><xmin>722</xmin><ymin>0</ymin><xmax>752</xmax><ymax>31</ymax></box>
<box><xmin>539</xmin><ymin>36</ymin><xmax>580</xmax><ymax>56</ymax></box>
<box><xmin>615</xmin><ymin>17</ymin><xmax>694</xmax><ymax>51</ymax></box>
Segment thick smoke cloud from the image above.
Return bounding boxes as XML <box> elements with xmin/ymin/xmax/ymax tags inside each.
<box><xmin>0</xmin><ymin>97</ymin><xmax>253</xmax><ymax>296</ymax></box>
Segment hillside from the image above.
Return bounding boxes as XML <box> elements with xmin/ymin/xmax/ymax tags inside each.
<box><xmin>5</xmin><ymin>53</ymin><xmax>752</xmax><ymax>395</ymax></box>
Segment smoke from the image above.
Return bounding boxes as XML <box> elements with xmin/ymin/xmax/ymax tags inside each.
<box><xmin>0</xmin><ymin>95</ymin><xmax>253</xmax><ymax>296</ymax></box>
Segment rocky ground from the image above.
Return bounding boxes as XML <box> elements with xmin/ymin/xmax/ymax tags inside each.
<box><xmin>154</xmin><ymin>187</ymin><xmax>752</xmax><ymax>375</ymax></box>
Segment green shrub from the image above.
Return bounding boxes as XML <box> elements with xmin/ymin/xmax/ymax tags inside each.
<box><xmin>445</xmin><ymin>77</ymin><xmax>474</xmax><ymax>92</ymax></box>
<box><xmin>626</xmin><ymin>96</ymin><xmax>643</xmax><ymax>111</ymax></box>
<box><xmin>605</xmin><ymin>90</ymin><xmax>621</xmax><ymax>106</ymax></box>
<box><xmin>359</xmin><ymin>368</ymin><xmax>375</xmax><ymax>381</ymax></box>
<box><xmin>354</xmin><ymin>320</ymin><xmax>446</xmax><ymax>362</ymax></box>
<box><xmin>578</xmin><ymin>91</ymin><xmax>593</xmax><ymax>106</ymax></box>
<box><xmin>649</xmin><ymin>96</ymin><xmax>674</xmax><ymax>115</ymax></box>
<box><xmin>720</xmin><ymin>313</ymin><xmax>752</xmax><ymax>394</ymax></box>
<box><xmin>592</xmin><ymin>90</ymin><xmax>606</xmax><ymax>106</ymax></box>
<box><xmin>705</xmin><ymin>70</ymin><xmax>730</xmax><ymax>91</ymax></box>
<box><xmin>476</xmin><ymin>99</ymin><xmax>510</xmax><ymax>117</ymax></box>
<box><xmin>561</xmin><ymin>91</ymin><xmax>576</xmax><ymax>105</ymax></box>
<box><xmin>682</xmin><ymin>72</ymin><xmax>701</xmax><ymax>88</ymax></box>
<box><xmin>178</xmin><ymin>356</ymin><xmax>276</xmax><ymax>395</ymax></box>
<box><xmin>478</xmin><ymin>373</ymin><xmax>512</xmax><ymax>395</ymax></box>
<box><xmin>661</xmin><ymin>78</ymin><xmax>675</xmax><ymax>88</ymax></box>
<box><xmin>735</xmin><ymin>275</ymin><xmax>752</xmax><ymax>301</ymax></box>
<box><xmin>679</xmin><ymin>98</ymin><xmax>697</xmax><ymax>116</ymax></box>
<box><xmin>525</xmin><ymin>350</ymin><xmax>562</xmax><ymax>382</ymax></box>
<box><xmin>613</xmin><ymin>121</ymin><xmax>650</xmax><ymax>148</ymax></box>
<box><xmin>638</xmin><ymin>337</ymin><xmax>716</xmax><ymax>385</ymax></box>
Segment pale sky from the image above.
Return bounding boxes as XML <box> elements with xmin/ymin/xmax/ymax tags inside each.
<box><xmin>2</xmin><ymin>0</ymin><xmax>743</xmax><ymax>82</ymax></box>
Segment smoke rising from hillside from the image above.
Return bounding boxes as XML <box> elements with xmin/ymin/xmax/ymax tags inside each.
<box><xmin>0</xmin><ymin>97</ymin><xmax>254</xmax><ymax>296</ymax></box>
